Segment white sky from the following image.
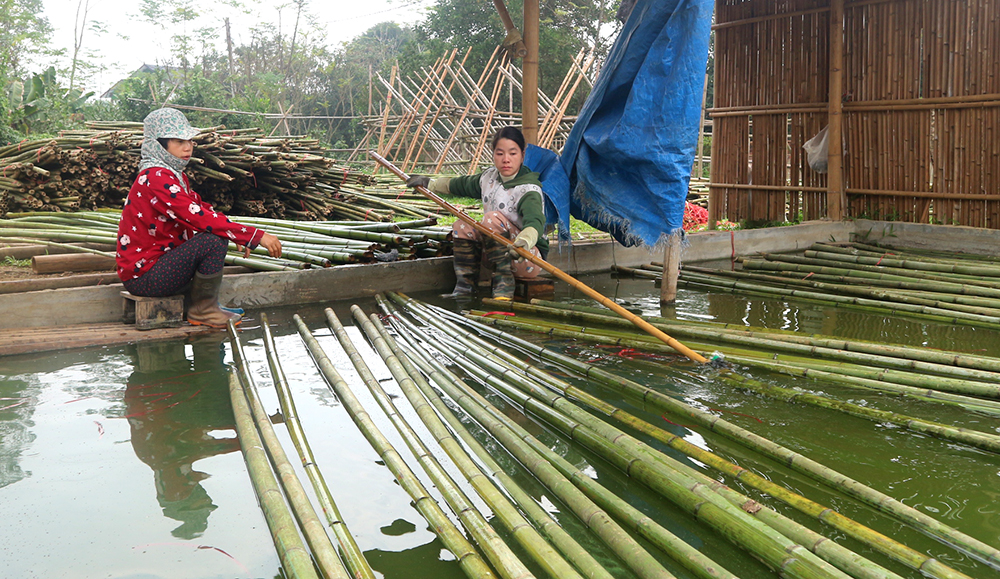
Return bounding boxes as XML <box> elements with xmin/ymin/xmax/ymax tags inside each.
<box><xmin>41</xmin><ymin>0</ymin><xmax>435</xmax><ymax>93</ymax></box>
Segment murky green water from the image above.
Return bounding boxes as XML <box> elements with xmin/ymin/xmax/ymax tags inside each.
<box><xmin>0</xmin><ymin>275</ymin><xmax>997</xmax><ymax>579</ymax></box>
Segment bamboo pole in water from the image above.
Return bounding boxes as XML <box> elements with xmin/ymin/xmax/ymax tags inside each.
<box><xmin>368</xmin><ymin>312</ymin><xmax>680</xmax><ymax>579</ymax></box>
<box><xmin>227</xmin><ymin>322</ymin><xmax>352</xmax><ymax>579</ymax></box>
<box><xmin>292</xmin><ymin>314</ymin><xmax>499</xmax><ymax>579</ymax></box>
<box><xmin>325</xmin><ymin>307</ymin><xmax>536</xmax><ymax>579</ymax></box>
<box><xmin>465</xmin><ymin>309</ymin><xmax>1000</xmax><ymax>417</ymax></box>
<box><xmin>369</xmin><ymin>295</ymin><xmax>618</xmax><ymax>579</ymax></box>
<box><xmin>258</xmin><ymin>314</ymin><xmax>376</xmax><ymax>579</ymax></box>
<box><xmin>390</xmin><ymin>294</ymin><xmax>1000</xmax><ymax>570</ymax></box>
<box><xmin>368</xmin><ymin>150</ymin><xmax>708</xmax><ymax>363</ymax></box>
<box><xmin>388</xmin><ymin>293</ymin><xmax>975</xmax><ymax>579</ymax></box>
<box><xmin>373</xmin><ymin>297</ymin><xmax>741</xmax><ymax>579</ymax></box>
<box><xmin>225</xmin><ymin>374</ymin><xmax>320</xmax><ymax>579</ymax></box>
<box><xmin>348</xmin><ymin>305</ymin><xmax>594</xmax><ymax>579</ymax></box>
<box><xmin>385</xmin><ymin>298</ymin><xmax>895</xmax><ymax>579</ymax></box>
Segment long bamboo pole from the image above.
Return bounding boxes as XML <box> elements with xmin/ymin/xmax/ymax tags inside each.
<box><xmin>227</xmin><ymin>322</ymin><xmax>352</xmax><ymax>579</ymax></box>
<box><xmin>292</xmin><ymin>315</ymin><xmax>499</xmax><ymax>579</ymax></box>
<box><xmin>258</xmin><ymin>314</ymin><xmax>376</xmax><ymax>579</ymax></box>
<box><xmin>368</xmin><ymin>309</ymin><xmax>679</xmax><ymax>579</ymax></box>
<box><xmin>369</xmin><ymin>295</ymin><xmax>618</xmax><ymax>579</ymax></box>
<box><xmin>368</xmin><ymin>151</ymin><xmax>707</xmax><ymax>363</ymax></box>
<box><xmin>400</xmin><ymin>295</ymin><xmax>1000</xmax><ymax>570</ymax></box>
<box><xmin>349</xmin><ymin>305</ymin><xmax>589</xmax><ymax>579</ymax></box>
<box><xmin>326</xmin><ymin>307</ymin><xmax>535</xmax><ymax>579</ymax></box>
<box><xmin>388</xmin><ymin>293</ymin><xmax>975</xmax><ymax>579</ymax></box>
<box><xmin>225</xmin><ymin>372</ymin><xmax>321</xmax><ymax>579</ymax></box>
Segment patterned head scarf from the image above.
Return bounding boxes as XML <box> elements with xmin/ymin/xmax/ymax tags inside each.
<box><xmin>138</xmin><ymin>108</ymin><xmax>200</xmax><ymax>182</ymax></box>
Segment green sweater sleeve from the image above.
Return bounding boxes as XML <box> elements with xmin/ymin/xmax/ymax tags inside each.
<box><xmin>446</xmin><ymin>174</ymin><xmax>483</xmax><ymax>199</ymax></box>
<box><xmin>517</xmin><ymin>190</ymin><xmax>549</xmax><ymax>253</ymax></box>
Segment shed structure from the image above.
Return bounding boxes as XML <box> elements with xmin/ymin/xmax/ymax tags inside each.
<box><xmin>708</xmin><ymin>0</ymin><xmax>1000</xmax><ymax>228</ymax></box>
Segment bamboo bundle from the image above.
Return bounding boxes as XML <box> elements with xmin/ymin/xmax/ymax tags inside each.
<box><xmin>381</xmin><ymin>293</ymin><xmax>1000</xmax><ymax>570</ymax></box>
<box><xmin>0</xmin><ymin>211</ymin><xmax>451</xmax><ymax>272</ymax></box>
<box><xmin>292</xmin><ymin>314</ymin><xmax>499</xmax><ymax>579</ymax></box>
<box><xmin>0</xmin><ymin>123</ymin><xmax>447</xmax><ymax>223</ymax></box>
<box><xmin>382</xmin><ymin>293</ymin><xmax>986</xmax><ymax>579</ymax></box>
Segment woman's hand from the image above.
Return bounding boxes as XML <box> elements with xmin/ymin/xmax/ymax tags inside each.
<box><xmin>259</xmin><ymin>232</ymin><xmax>282</xmax><ymax>258</ymax></box>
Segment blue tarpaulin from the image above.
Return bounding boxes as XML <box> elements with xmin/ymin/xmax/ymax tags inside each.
<box><xmin>557</xmin><ymin>0</ymin><xmax>713</xmax><ymax>247</ymax></box>
<box><xmin>524</xmin><ymin>144</ymin><xmax>571</xmax><ymax>241</ymax></box>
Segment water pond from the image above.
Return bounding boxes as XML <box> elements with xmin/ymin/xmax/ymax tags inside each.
<box><xmin>1</xmin><ymin>275</ymin><xmax>997</xmax><ymax>579</ymax></box>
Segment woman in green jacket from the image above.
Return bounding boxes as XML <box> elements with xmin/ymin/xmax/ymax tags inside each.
<box><xmin>407</xmin><ymin>126</ymin><xmax>547</xmax><ymax>299</ymax></box>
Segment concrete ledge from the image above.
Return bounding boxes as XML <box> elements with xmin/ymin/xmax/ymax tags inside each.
<box><xmin>0</xmin><ymin>218</ymin><xmax>993</xmax><ymax>330</ymax></box>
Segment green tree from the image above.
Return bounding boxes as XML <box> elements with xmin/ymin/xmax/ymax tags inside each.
<box><xmin>0</xmin><ymin>0</ymin><xmax>53</xmax><ymax>77</ymax></box>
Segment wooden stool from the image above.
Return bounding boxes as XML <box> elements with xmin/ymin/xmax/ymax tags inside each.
<box><xmin>121</xmin><ymin>291</ymin><xmax>185</xmax><ymax>330</ymax></box>
<box><xmin>514</xmin><ymin>277</ymin><xmax>554</xmax><ymax>300</ymax></box>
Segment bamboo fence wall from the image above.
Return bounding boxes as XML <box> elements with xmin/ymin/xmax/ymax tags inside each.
<box><xmin>710</xmin><ymin>0</ymin><xmax>1000</xmax><ymax>228</ymax></box>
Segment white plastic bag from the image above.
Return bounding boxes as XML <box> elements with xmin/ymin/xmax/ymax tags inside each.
<box><xmin>803</xmin><ymin>125</ymin><xmax>829</xmax><ymax>173</ymax></box>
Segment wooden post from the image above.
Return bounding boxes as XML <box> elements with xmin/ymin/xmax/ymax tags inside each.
<box><xmin>522</xmin><ymin>0</ymin><xmax>539</xmax><ymax>144</ymax></box>
<box><xmin>826</xmin><ymin>0</ymin><xmax>846</xmax><ymax>220</ymax></box>
<box><xmin>659</xmin><ymin>230</ymin><xmax>682</xmax><ymax>304</ymax></box>
<box><xmin>695</xmin><ymin>71</ymin><xmax>709</xmax><ymax>180</ymax></box>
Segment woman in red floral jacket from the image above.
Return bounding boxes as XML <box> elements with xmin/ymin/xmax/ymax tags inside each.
<box><xmin>116</xmin><ymin>108</ymin><xmax>282</xmax><ymax>328</ymax></box>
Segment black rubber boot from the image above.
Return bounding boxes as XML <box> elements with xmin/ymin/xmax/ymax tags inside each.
<box><xmin>484</xmin><ymin>236</ymin><xmax>514</xmax><ymax>299</ymax></box>
<box><xmin>446</xmin><ymin>238</ymin><xmax>480</xmax><ymax>297</ymax></box>
<box><xmin>187</xmin><ymin>272</ymin><xmax>241</xmax><ymax>328</ymax></box>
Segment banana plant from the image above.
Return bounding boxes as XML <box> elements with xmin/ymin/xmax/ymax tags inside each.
<box><xmin>6</xmin><ymin>67</ymin><xmax>93</xmax><ymax>135</ymax></box>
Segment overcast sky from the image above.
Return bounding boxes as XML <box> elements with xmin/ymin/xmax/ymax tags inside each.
<box><xmin>41</xmin><ymin>0</ymin><xmax>435</xmax><ymax>93</ymax></box>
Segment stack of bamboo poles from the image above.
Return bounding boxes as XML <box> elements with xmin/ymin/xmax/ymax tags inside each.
<box><xmin>0</xmin><ymin>122</ymin><xmax>442</xmax><ymax>222</ymax></box>
<box><xmin>354</xmin><ymin>46</ymin><xmax>597</xmax><ymax>174</ymax></box>
<box><xmin>616</xmin><ymin>241</ymin><xmax>1000</xmax><ymax>331</ymax></box>
<box><xmin>348</xmin><ymin>291</ymin><xmax>998</xmax><ymax>579</ymax></box>
<box><xmin>234</xmin><ymin>291</ymin><xmax>1000</xmax><ymax>579</ymax></box>
<box><xmin>0</xmin><ymin>211</ymin><xmax>452</xmax><ymax>272</ymax></box>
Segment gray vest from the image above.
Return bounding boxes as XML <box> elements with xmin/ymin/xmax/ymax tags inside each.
<box><xmin>478</xmin><ymin>167</ymin><xmax>541</xmax><ymax>230</ymax></box>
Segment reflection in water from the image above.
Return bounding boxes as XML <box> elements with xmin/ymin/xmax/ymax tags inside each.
<box><xmin>0</xmin><ymin>377</ymin><xmax>34</xmax><ymax>489</ymax></box>
<box><xmin>124</xmin><ymin>336</ymin><xmax>238</xmax><ymax>539</ymax></box>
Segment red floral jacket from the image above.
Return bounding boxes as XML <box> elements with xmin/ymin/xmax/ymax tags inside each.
<box><xmin>116</xmin><ymin>167</ymin><xmax>263</xmax><ymax>282</ymax></box>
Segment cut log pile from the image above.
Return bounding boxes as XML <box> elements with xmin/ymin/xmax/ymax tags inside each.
<box><xmin>0</xmin><ymin>122</ymin><xmax>438</xmax><ymax>222</ymax></box>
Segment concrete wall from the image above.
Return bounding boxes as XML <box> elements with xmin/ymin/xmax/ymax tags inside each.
<box><xmin>0</xmin><ymin>219</ymin><xmax>989</xmax><ymax>329</ymax></box>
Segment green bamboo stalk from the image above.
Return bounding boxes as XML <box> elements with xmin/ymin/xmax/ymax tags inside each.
<box><xmin>292</xmin><ymin>314</ymin><xmax>499</xmax><ymax>579</ymax></box>
<box><xmin>227</xmin><ymin>323</ymin><xmax>352</xmax><ymax>579</ymax></box>
<box><xmin>391</xmin><ymin>296</ymin><xmax>969</xmax><ymax>579</ymax></box>
<box><xmin>466</xmin><ymin>310</ymin><xmax>1000</xmax><ymax>416</ymax></box>
<box><xmin>352</xmin><ymin>304</ymin><xmax>592</xmax><ymax>579</ymax></box>
<box><xmin>754</xmin><ymin>253</ymin><xmax>1000</xmax><ymax>290</ymax></box>
<box><xmin>686</xmin><ymin>266</ymin><xmax>1000</xmax><ymax>319</ymax></box>
<box><xmin>225</xmin><ymin>374</ymin><xmax>321</xmax><ymax>579</ymax></box>
<box><xmin>370</xmin><ymin>295</ymin><xmax>619</xmax><ymax>579</ymax></box>
<box><xmin>259</xmin><ymin>314</ymin><xmax>376</xmax><ymax>579</ymax></box>
<box><xmin>400</xmin><ymin>300</ymin><xmax>966</xmax><ymax>579</ymax></box>
<box><xmin>328</xmin><ymin>307</ymin><xmax>536</xmax><ymax>579</ymax></box>
<box><xmin>509</xmin><ymin>299</ymin><xmax>1000</xmax><ymax>384</ymax></box>
<box><xmin>803</xmin><ymin>249</ymin><xmax>1000</xmax><ymax>278</ymax></box>
<box><xmin>395</xmin><ymin>302</ymin><xmax>859</xmax><ymax>579</ymax></box>
<box><xmin>529</xmin><ymin>297</ymin><xmax>1000</xmax><ymax>376</ymax></box>
<box><xmin>395</xmin><ymin>295</ymin><xmax>1000</xmax><ymax>570</ymax></box>
<box><xmin>679</xmin><ymin>270</ymin><xmax>1000</xmax><ymax>329</ymax></box>
<box><xmin>370</xmin><ymin>307</ymin><xmax>679</xmax><ymax>579</ymax></box>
